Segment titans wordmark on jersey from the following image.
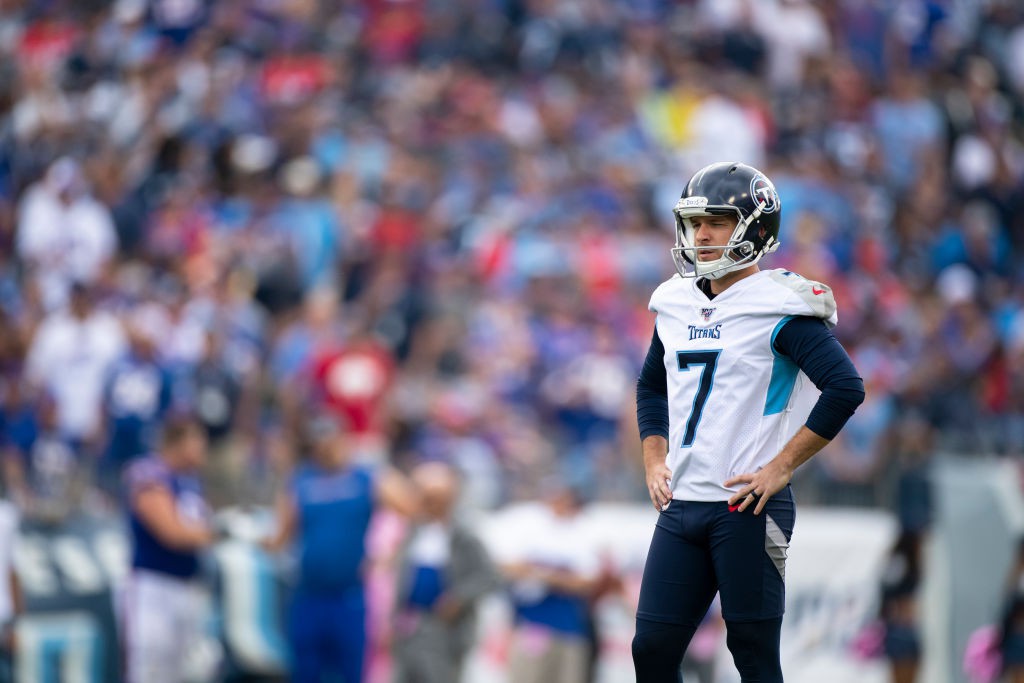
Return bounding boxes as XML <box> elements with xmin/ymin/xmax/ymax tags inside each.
<box><xmin>649</xmin><ymin>269</ymin><xmax>837</xmax><ymax>502</ymax></box>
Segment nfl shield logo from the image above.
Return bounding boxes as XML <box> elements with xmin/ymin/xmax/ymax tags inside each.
<box><xmin>700</xmin><ymin>307</ymin><xmax>715</xmax><ymax>322</ymax></box>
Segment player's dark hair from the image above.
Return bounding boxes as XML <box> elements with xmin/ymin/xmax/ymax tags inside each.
<box><xmin>160</xmin><ymin>412</ymin><xmax>205</xmax><ymax>446</ymax></box>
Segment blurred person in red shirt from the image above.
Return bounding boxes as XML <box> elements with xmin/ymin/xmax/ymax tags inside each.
<box><xmin>363</xmin><ymin>0</ymin><xmax>425</xmax><ymax>65</ymax></box>
<box><xmin>308</xmin><ymin>323</ymin><xmax>396</xmax><ymax>461</ymax></box>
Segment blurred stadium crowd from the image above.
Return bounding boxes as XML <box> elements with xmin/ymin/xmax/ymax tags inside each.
<box><xmin>0</xmin><ymin>0</ymin><xmax>1023</xmax><ymax>681</ymax></box>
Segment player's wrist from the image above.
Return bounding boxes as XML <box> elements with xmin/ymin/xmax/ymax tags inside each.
<box><xmin>772</xmin><ymin>462</ymin><xmax>796</xmax><ymax>486</ymax></box>
<box><xmin>642</xmin><ymin>449</ymin><xmax>667</xmax><ymax>470</ymax></box>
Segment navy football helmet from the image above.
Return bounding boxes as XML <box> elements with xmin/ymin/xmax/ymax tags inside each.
<box><xmin>671</xmin><ymin>161</ymin><xmax>781</xmax><ymax>280</ymax></box>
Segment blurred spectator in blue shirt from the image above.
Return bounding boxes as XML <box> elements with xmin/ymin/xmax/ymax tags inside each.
<box><xmin>271</xmin><ymin>157</ymin><xmax>342</xmax><ymax>293</ymax></box>
<box><xmin>871</xmin><ymin>71</ymin><xmax>945</xmax><ymax>191</ymax></box>
<box><xmin>102</xmin><ymin>316</ymin><xmax>173</xmax><ymax>472</ymax></box>
<box><xmin>2</xmin><ymin>392</ymin><xmax>82</xmax><ymax>526</ymax></box>
<box><xmin>263</xmin><ymin>411</ymin><xmax>419</xmax><ymax>683</ymax></box>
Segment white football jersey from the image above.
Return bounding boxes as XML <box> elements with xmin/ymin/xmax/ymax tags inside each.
<box><xmin>649</xmin><ymin>269</ymin><xmax>838</xmax><ymax>502</ymax></box>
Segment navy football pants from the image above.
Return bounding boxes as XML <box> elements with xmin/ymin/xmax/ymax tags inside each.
<box><xmin>289</xmin><ymin>586</ymin><xmax>366</xmax><ymax>683</ymax></box>
<box><xmin>632</xmin><ymin>487</ymin><xmax>795</xmax><ymax>682</ymax></box>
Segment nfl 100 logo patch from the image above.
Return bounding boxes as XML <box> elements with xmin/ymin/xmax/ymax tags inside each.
<box><xmin>700</xmin><ymin>307</ymin><xmax>715</xmax><ymax>322</ymax></box>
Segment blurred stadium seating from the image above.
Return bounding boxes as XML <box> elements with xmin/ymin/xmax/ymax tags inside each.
<box><xmin>1</xmin><ymin>0</ymin><xmax>1023</xmax><ymax>681</ymax></box>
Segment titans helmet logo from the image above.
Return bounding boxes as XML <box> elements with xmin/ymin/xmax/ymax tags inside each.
<box><xmin>750</xmin><ymin>174</ymin><xmax>779</xmax><ymax>214</ymax></box>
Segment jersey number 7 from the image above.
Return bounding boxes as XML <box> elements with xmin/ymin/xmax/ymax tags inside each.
<box><xmin>676</xmin><ymin>350</ymin><xmax>721</xmax><ymax>448</ymax></box>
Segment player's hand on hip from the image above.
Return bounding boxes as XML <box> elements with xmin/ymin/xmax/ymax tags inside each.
<box><xmin>645</xmin><ymin>460</ymin><xmax>673</xmax><ymax>511</ymax></box>
<box><xmin>724</xmin><ymin>463</ymin><xmax>793</xmax><ymax>515</ymax></box>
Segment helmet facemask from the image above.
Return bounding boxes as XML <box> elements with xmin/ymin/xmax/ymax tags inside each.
<box><xmin>670</xmin><ymin>200</ymin><xmax>778</xmax><ymax>280</ymax></box>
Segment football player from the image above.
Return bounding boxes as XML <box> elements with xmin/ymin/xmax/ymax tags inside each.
<box><xmin>631</xmin><ymin>162</ymin><xmax>865</xmax><ymax>682</ymax></box>
<box><xmin>122</xmin><ymin>413</ymin><xmax>216</xmax><ymax>683</ymax></box>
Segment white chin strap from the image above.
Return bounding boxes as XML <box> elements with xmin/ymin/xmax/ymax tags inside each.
<box><xmin>671</xmin><ymin>242</ymin><xmax>757</xmax><ymax>280</ymax></box>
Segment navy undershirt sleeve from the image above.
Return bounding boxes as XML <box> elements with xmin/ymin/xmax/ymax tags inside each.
<box><xmin>636</xmin><ymin>326</ymin><xmax>670</xmax><ymax>440</ymax></box>
<box><xmin>773</xmin><ymin>316</ymin><xmax>865</xmax><ymax>440</ymax></box>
